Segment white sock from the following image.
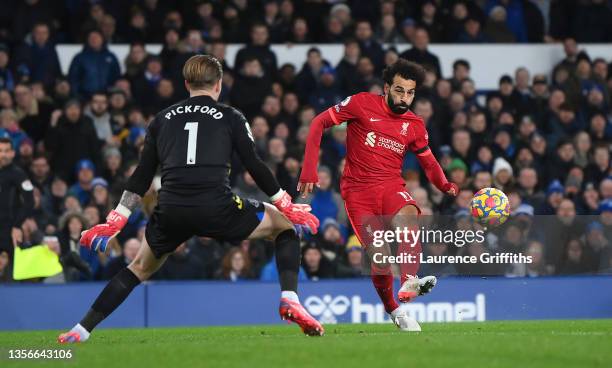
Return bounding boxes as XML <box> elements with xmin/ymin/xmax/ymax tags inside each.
<box><xmin>281</xmin><ymin>291</ymin><xmax>299</xmax><ymax>303</ymax></box>
<box><xmin>71</xmin><ymin>323</ymin><xmax>90</xmax><ymax>342</ymax></box>
<box><xmin>390</xmin><ymin>307</ymin><xmax>402</xmax><ymax>319</ymax></box>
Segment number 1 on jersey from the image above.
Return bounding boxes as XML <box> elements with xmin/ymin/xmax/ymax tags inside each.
<box><xmin>184</xmin><ymin>122</ymin><xmax>198</xmax><ymax>165</ymax></box>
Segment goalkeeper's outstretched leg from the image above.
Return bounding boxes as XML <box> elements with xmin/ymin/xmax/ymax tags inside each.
<box><xmin>58</xmin><ymin>237</ymin><xmax>168</xmax><ymax>343</ymax></box>
<box><xmin>59</xmin><ymin>202</ymin><xmax>322</xmax><ymax>343</ymax></box>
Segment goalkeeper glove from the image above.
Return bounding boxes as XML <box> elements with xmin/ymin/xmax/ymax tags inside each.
<box><xmin>79</xmin><ymin>207</ymin><xmax>129</xmax><ymax>252</ymax></box>
<box><xmin>271</xmin><ymin>190</ymin><xmax>320</xmax><ymax>234</ymax></box>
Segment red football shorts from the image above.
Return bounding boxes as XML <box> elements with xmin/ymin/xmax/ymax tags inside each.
<box><xmin>343</xmin><ymin>182</ymin><xmax>420</xmax><ymax>248</ymax></box>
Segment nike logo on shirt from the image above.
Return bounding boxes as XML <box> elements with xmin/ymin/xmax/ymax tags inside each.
<box><xmin>369</xmin><ymin>118</ymin><xmax>382</xmax><ymax>122</ymax></box>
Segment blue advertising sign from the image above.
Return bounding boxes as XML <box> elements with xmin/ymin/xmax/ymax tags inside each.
<box><xmin>0</xmin><ymin>283</ymin><xmax>145</xmax><ymax>330</ymax></box>
<box><xmin>0</xmin><ymin>276</ymin><xmax>610</xmax><ymax>330</ymax></box>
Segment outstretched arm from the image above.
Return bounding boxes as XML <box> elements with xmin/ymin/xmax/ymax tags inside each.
<box><xmin>232</xmin><ymin>115</ymin><xmax>283</xmax><ymax>197</ymax></box>
<box><xmin>232</xmin><ymin>110</ymin><xmax>320</xmax><ymax>233</ymax></box>
<box><xmin>298</xmin><ymin>108</ymin><xmax>340</xmax><ymax>197</ymax></box>
<box><xmin>410</xmin><ymin>119</ymin><xmax>457</xmax><ymax>196</ymax></box>
<box><xmin>299</xmin><ymin>94</ymin><xmax>361</xmax><ymax>196</ymax></box>
<box><xmin>81</xmin><ymin>120</ymin><xmax>160</xmax><ymax>252</ymax></box>
<box><xmin>415</xmin><ymin>147</ymin><xmax>457</xmax><ymax>195</ymax></box>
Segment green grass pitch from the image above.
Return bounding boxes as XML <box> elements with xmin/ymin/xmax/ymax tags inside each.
<box><xmin>1</xmin><ymin>320</ymin><xmax>611</xmax><ymax>368</ymax></box>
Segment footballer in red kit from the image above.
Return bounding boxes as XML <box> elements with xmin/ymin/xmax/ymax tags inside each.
<box><xmin>298</xmin><ymin>59</ymin><xmax>458</xmax><ymax>331</ymax></box>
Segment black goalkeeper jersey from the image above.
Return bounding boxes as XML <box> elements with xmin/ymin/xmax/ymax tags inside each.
<box><xmin>125</xmin><ymin>95</ymin><xmax>280</xmax><ymax>206</ymax></box>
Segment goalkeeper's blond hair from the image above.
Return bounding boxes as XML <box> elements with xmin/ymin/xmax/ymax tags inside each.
<box><xmin>182</xmin><ymin>55</ymin><xmax>223</xmax><ymax>90</ymax></box>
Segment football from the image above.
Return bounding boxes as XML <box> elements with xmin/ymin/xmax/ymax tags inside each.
<box><xmin>470</xmin><ymin>187</ymin><xmax>511</xmax><ymax>227</ymax></box>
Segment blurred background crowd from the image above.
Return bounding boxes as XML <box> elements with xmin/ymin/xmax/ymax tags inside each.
<box><xmin>0</xmin><ymin>0</ymin><xmax>611</xmax><ymax>284</ymax></box>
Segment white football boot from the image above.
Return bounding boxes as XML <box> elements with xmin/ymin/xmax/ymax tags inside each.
<box><xmin>397</xmin><ymin>275</ymin><xmax>437</xmax><ymax>303</ymax></box>
<box><xmin>390</xmin><ymin>308</ymin><xmax>421</xmax><ymax>332</ymax></box>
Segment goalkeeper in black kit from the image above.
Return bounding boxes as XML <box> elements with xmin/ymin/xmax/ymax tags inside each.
<box><xmin>58</xmin><ymin>55</ymin><xmax>324</xmax><ymax>342</ymax></box>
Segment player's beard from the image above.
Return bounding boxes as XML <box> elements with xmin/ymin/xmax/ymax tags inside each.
<box><xmin>386</xmin><ymin>94</ymin><xmax>409</xmax><ymax>114</ymax></box>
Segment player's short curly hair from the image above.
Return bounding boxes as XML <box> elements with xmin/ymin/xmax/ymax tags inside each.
<box><xmin>183</xmin><ymin>54</ymin><xmax>223</xmax><ymax>90</ymax></box>
<box><xmin>382</xmin><ymin>59</ymin><xmax>426</xmax><ymax>87</ymax></box>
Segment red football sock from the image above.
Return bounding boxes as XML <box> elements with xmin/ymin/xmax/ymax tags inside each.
<box><xmin>371</xmin><ymin>267</ymin><xmax>399</xmax><ymax>314</ymax></box>
<box><xmin>398</xmin><ymin>234</ymin><xmax>421</xmax><ymax>285</ymax></box>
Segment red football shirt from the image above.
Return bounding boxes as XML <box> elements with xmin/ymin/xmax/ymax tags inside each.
<box><xmin>327</xmin><ymin>92</ymin><xmax>429</xmax><ymax>194</ymax></box>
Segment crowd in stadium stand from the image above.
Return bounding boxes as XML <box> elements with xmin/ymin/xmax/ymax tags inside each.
<box><xmin>0</xmin><ymin>0</ymin><xmax>611</xmax><ymax>283</ymax></box>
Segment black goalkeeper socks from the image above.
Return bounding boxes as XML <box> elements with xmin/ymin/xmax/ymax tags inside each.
<box><xmin>80</xmin><ymin>267</ymin><xmax>141</xmax><ymax>332</ymax></box>
<box><xmin>275</xmin><ymin>229</ymin><xmax>300</xmax><ymax>292</ymax></box>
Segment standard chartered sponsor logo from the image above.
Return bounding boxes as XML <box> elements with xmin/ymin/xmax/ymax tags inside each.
<box><xmin>365</xmin><ymin>132</ymin><xmax>376</xmax><ymax>147</ymax></box>
<box><xmin>304</xmin><ymin>293</ymin><xmax>486</xmax><ymax>324</ymax></box>
<box><xmin>364</xmin><ymin>132</ymin><xmax>405</xmax><ymax>153</ymax></box>
<box><xmin>377</xmin><ymin>136</ymin><xmax>405</xmax><ymax>153</ymax></box>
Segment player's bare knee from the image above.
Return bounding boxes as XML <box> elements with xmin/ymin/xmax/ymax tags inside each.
<box><xmin>392</xmin><ymin>204</ymin><xmax>419</xmax><ymax>228</ymax></box>
<box><xmin>275</xmin><ymin>215</ymin><xmax>294</xmax><ymax>234</ymax></box>
<box><xmin>128</xmin><ymin>261</ymin><xmax>153</xmax><ymax>281</ymax></box>
<box><xmin>264</xmin><ymin>203</ymin><xmax>293</xmax><ymax>238</ymax></box>
<box><xmin>269</xmin><ymin>221</ymin><xmax>293</xmax><ymax>240</ymax></box>
<box><xmin>396</xmin><ymin>204</ymin><xmax>419</xmax><ymax>218</ymax></box>
<box><xmin>271</xmin><ymin>204</ymin><xmax>293</xmax><ymax>226</ymax></box>
<box><xmin>372</xmin><ymin>262</ymin><xmax>392</xmax><ymax>273</ymax></box>
<box><xmin>367</xmin><ymin>246</ymin><xmax>392</xmax><ymax>271</ymax></box>
<box><xmin>373</xmin><ymin>259</ymin><xmax>391</xmax><ymax>270</ymax></box>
